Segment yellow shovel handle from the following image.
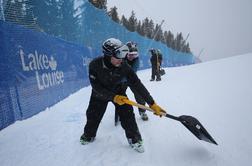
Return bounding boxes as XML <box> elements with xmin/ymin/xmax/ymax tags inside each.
<box><xmin>122</xmin><ymin>98</ymin><xmax>167</xmax><ymax>116</ymax></box>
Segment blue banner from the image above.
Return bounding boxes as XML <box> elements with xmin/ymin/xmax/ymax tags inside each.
<box><xmin>0</xmin><ymin>21</ymin><xmax>98</xmax><ymax>129</ymax></box>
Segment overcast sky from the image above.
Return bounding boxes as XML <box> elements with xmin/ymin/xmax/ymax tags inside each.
<box><xmin>107</xmin><ymin>0</ymin><xmax>252</xmax><ymax>61</ymax></box>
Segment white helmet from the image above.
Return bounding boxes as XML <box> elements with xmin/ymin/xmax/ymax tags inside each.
<box><xmin>102</xmin><ymin>38</ymin><xmax>129</xmax><ymax>59</ymax></box>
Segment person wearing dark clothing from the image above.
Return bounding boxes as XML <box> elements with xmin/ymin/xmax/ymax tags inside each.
<box><xmin>114</xmin><ymin>42</ymin><xmax>148</xmax><ymax>124</ymax></box>
<box><xmin>126</xmin><ymin>42</ymin><xmax>148</xmax><ymax>121</ymax></box>
<box><xmin>150</xmin><ymin>48</ymin><xmax>163</xmax><ymax>81</ymax></box>
<box><xmin>80</xmin><ymin>38</ymin><xmax>166</xmax><ymax>153</ymax></box>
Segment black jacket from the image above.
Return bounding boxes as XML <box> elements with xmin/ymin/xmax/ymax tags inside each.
<box><xmin>88</xmin><ymin>56</ymin><xmax>154</xmax><ymax>105</ymax></box>
<box><xmin>150</xmin><ymin>53</ymin><xmax>162</xmax><ymax>66</ymax></box>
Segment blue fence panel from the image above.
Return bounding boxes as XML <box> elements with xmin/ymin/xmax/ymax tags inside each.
<box><xmin>0</xmin><ymin>20</ymin><xmax>95</xmax><ymax>130</ymax></box>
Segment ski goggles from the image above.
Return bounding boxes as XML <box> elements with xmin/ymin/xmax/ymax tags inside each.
<box><xmin>127</xmin><ymin>51</ymin><xmax>139</xmax><ymax>59</ymax></box>
<box><xmin>113</xmin><ymin>45</ymin><xmax>129</xmax><ymax>59</ymax></box>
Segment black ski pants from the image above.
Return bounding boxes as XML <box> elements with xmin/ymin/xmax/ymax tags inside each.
<box><xmin>151</xmin><ymin>65</ymin><xmax>161</xmax><ymax>80</ymax></box>
<box><xmin>84</xmin><ymin>92</ymin><xmax>142</xmax><ymax>142</ymax></box>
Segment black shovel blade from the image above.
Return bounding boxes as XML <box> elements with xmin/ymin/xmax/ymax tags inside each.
<box><xmin>179</xmin><ymin>115</ymin><xmax>218</xmax><ymax>145</ymax></box>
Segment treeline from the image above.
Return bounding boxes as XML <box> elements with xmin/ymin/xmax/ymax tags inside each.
<box><xmin>1</xmin><ymin>0</ymin><xmax>190</xmax><ymax>53</ymax></box>
<box><xmin>2</xmin><ymin>0</ymin><xmax>83</xmax><ymax>43</ymax></box>
<box><xmin>90</xmin><ymin>0</ymin><xmax>191</xmax><ymax>53</ymax></box>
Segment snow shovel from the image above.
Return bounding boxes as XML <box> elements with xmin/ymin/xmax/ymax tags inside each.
<box><xmin>123</xmin><ymin>99</ymin><xmax>218</xmax><ymax>145</ymax></box>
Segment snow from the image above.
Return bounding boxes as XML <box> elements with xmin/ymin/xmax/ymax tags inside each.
<box><xmin>1</xmin><ymin>53</ymin><xmax>252</xmax><ymax>166</ymax></box>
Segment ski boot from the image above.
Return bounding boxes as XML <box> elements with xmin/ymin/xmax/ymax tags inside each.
<box><xmin>140</xmin><ymin>112</ymin><xmax>148</xmax><ymax>121</ymax></box>
<box><xmin>80</xmin><ymin>134</ymin><xmax>95</xmax><ymax>145</ymax></box>
<box><xmin>128</xmin><ymin>138</ymin><xmax>145</xmax><ymax>153</ymax></box>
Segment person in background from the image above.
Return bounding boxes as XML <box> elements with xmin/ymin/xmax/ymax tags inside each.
<box><xmin>114</xmin><ymin>41</ymin><xmax>148</xmax><ymax>125</ymax></box>
<box><xmin>80</xmin><ymin>38</ymin><xmax>166</xmax><ymax>153</ymax></box>
<box><xmin>150</xmin><ymin>48</ymin><xmax>163</xmax><ymax>81</ymax></box>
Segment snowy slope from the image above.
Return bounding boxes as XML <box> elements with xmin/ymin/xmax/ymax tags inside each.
<box><xmin>0</xmin><ymin>53</ymin><xmax>252</xmax><ymax>166</ymax></box>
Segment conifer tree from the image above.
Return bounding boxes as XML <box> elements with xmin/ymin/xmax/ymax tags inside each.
<box><xmin>33</xmin><ymin>0</ymin><xmax>62</xmax><ymax>36</ymax></box>
<box><xmin>120</xmin><ymin>15</ymin><xmax>129</xmax><ymax>29</ymax></box>
<box><xmin>175</xmin><ymin>32</ymin><xmax>183</xmax><ymax>51</ymax></box>
<box><xmin>108</xmin><ymin>6</ymin><xmax>119</xmax><ymax>23</ymax></box>
<box><xmin>127</xmin><ymin>11</ymin><xmax>137</xmax><ymax>32</ymax></box>
<box><xmin>142</xmin><ymin>17</ymin><xmax>154</xmax><ymax>38</ymax></box>
<box><xmin>88</xmin><ymin>0</ymin><xmax>107</xmax><ymax>10</ymax></box>
<box><xmin>163</xmin><ymin>30</ymin><xmax>174</xmax><ymax>48</ymax></box>
<box><xmin>136</xmin><ymin>20</ymin><xmax>143</xmax><ymax>35</ymax></box>
<box><xmin>58</xmin><ymin>0</ymin><xmax>79</xmax><ymax>42</ymax></box>
<box><xmin>153</xmin><ymin>23</ymin><xmax>164</xmax><ymax>42</ymax></box>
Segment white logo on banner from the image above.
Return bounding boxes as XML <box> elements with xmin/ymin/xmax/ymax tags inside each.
<box><xmin>19</xmin><ymin>49</ymin><xmax>64</xmax><ymax>90</ymax></box>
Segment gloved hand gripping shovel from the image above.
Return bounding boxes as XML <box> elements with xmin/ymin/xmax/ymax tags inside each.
<box><xmin>123</xmin><ymin>99</ymin><xmax>218</xmax><ymax>145</ymax></box>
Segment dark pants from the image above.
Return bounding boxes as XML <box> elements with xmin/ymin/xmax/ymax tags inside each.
<box><xmin>84</xmin><ymin>92</ymin><xmax>142</xmax><ymax>142</ymax></box>
<box><xmin>130</xmin><ymin>86</ymin><xmax>146</xmax><ymax>114</ymax></box>
<box><xmin>114</xmin><ymin>86</ymin><xmax>146</xmax><ymax>125</ymax></box>
<box><xmin>151</xmin><ymin>65</ymin><xmax>161</xmax><ymax>80</ymax></box>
